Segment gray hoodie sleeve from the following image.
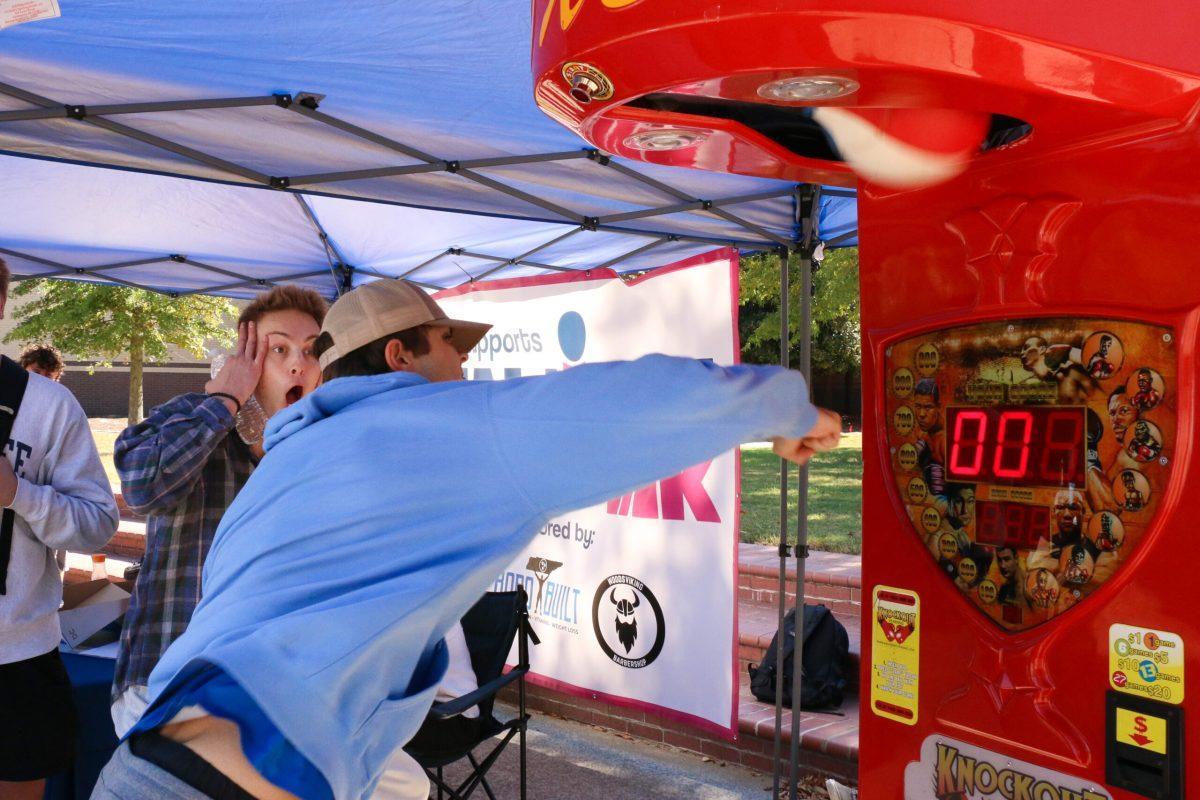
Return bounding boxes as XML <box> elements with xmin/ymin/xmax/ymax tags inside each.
<box><xmin>7</xmin><ymin>392</ymin><xmax>118</xmax><ymax>552</ymax></box>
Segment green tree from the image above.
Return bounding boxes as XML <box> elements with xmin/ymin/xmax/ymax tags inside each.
<box><xmin>5</xmin><ymin>281</ymin><xmax>237</xmax><ymax>424</ymax></box>
<box><xmin>739</xmin><ymin>247</ymin><xmax>860</xmax><ymax>372</ymax></box>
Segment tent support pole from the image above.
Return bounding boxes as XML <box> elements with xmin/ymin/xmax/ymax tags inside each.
<box><xmin>292</xmin><ymin>194</ymin><xmax>351</xmax><ymax>294</ymax></box>
<box><xmin>455</xmin><ymin>250</ymin><xmax>575</xmax><ymax>273</ymax></box>
<box><xmin>171</xmin><ymin>256</ymin><xmax>269</xmax><ymax>284</ymax></box>
<box><xmin>771</xmin><ymin>243</ymin><xmax>791</xmax><ymax>800</ymax></box>
<box><xmin>287</xmin><ymin>102</ymin><xmax>585</xmax><ymax>222</ymax></box>
<box><xmin>174</xmin><ymin>268</ymin><xmax>334</xmax><ymax>296</ymax></box>
<box><xmin>786</xmin><ymin>183</ymin><xmax>821</xmax><ymax>800</ymax></box>
<box><xmin>592</xmin><ymin>225</ymin><xmax>755</xmax><ymax>250</ymax></box>
<box><xmin>593</xmin><ymin>186</ymin><xmax>793</xmax><ymax>226</ymax></box>
<box><xmin>0</xmin><ymin>81</ymin><xmax>272</xmax><ymax>183</ymax></box>
<box><xmin>709</xmin><ymin>207</ymin><xmax>793</xmax><ymax>249</ymax></box>
<box><xmin>0</xmin><ymin>93</ymin><xmax>280</xmax><ymax>124</ymax></box>
<box><xmin>587</xmin><ymin>155</ymin><xmax>794</xmax><ymax>247</ymax></box>
<box><xmin>288</xmin><ymin>150</ymin><xmax>595</xmax><ymax>187</ymax></box>
<box><xmin>400</xmin><ymin>250</ymin><xmax>453</xmax><ymax>281</ymax></box>
<box><xmin>590</xmin><ymin>236</ymin><xmax>674</xmax><ymax>271</ymax></box>
<box><xmin>514</xmin><ymin>227</ymin><xmax>585</xmax><ymax>262</ymax></box>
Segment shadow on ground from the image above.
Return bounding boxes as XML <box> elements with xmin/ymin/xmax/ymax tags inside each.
<box><xmin>430</xmin><ymin>704</ymin><xmax>830</xmax><ymax>799</ymax></box>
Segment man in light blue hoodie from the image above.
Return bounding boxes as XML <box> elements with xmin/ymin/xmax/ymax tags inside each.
<box><xmin>92</xmin><ymin>279</ymin><xmax>841</xmax><ymax>800</ymax></box>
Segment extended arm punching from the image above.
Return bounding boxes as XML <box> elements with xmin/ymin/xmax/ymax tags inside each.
<box><xmin>487</xmin><ymin>354</ymin><xmax>838</xmax><ymax>518</ymax></box>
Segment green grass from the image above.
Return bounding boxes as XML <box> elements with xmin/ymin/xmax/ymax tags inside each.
<box><xmin>740</xmin><ymin>433</ymin><xmax>862</xmax><ymax>554</ymax></box>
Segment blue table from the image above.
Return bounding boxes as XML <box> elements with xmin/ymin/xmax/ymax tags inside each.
<box><xmin>44</xmin><ymin>650</ymin><xmax>118</xmax><ymax>800</ymax></box>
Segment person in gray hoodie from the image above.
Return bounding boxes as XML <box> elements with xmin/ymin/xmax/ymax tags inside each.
<box><xmin>0</xmin><ymin>257</ymin><xmax>119</xmax><ymax>799</ymax></box>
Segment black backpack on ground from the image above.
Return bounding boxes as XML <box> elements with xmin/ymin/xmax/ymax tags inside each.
<box><xmin>747</xmin><ymin>603</ymin><xmax>849</xmax><ymax>710</ymax></box>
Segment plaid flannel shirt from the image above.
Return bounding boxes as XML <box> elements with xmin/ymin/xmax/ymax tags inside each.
<box><xmin>111</xmin><ymin>393</ymin><xmax>257</xmax><ymax>701</ymax></box>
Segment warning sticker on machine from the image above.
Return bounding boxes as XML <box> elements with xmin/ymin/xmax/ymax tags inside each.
<box><xmin>871</xmin><ymin>585</ymin><xmax>919</xmax><ymax>725</ymax></box>
<box><xmin>1109</xmin><ymin>624</ymin><xmax>1184</xmax><ymax>704</ymax></box>
<box><xmin>903</xmin><ymin>735</ymin><xmax>1112</xmax><ymax>799</ymax></box>
<box><xmin>0</xmin><ymin>0</ymin><xmax>59</xmax><ymax>30</ymax></box>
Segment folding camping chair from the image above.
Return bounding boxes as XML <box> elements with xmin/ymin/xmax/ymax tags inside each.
<box><xmin>404</xmin><ymin>586</ymin><xmax>540</xmax><ymax>800</ymax></box>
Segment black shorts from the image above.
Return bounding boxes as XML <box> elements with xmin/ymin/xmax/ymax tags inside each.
<box><xmin>0</xmin><ymin>649</ymin><xmax>79</xmax><ymax>781</ymax></box>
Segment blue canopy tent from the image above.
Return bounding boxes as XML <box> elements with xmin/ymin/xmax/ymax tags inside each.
<box><xmin>0</xmin><ymin>1</ymin><xmax>856</xmax><ymax>298</ymax></box>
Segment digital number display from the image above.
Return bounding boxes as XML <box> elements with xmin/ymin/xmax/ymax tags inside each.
<box><xmin>976</xmin><ymin>500</ymin><xmax>1049</xmax><ymax>550</ymax></box>
<box><xmin>946</xmin><ymin>406</ymin><xmax>1085</xmax><ymax>487</ymax></box>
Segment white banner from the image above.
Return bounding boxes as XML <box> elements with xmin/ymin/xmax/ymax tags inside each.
<box><xmin>436</xmin><ymin>249</ymin><xmax>740</xmax><ymax>735</ymax></box>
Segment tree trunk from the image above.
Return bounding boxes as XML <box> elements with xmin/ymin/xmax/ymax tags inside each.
<box><xmin>128</xmin><ymin>337</ymin><xmax>144</xmax><ymax>426</ymax></box>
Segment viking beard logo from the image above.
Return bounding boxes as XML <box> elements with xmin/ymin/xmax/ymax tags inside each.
<box><xmin>611</xmin><ymin>588</ymin><xmax>640</xmax><ymax>654</ymax></box>
<box><xmin>614</xmin><ymin>617</ymin><xmax>638</xmax><ymax>653</ymax></box>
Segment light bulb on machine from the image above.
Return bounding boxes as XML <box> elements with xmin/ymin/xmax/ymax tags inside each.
<box><xmin>622</xmin><ymin>129</ymin><xmax>708</xmax><ymax>151</ymax></box>
<box><xmin>757</xmin><ymin>75</ymin><xmax>859</xmax><ymax>102</ymax></box>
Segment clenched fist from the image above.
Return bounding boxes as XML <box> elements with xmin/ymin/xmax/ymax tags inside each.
<box><xmin>771</xmin><ymin>408</ymin><xmax>842</xmax><ymax>466</ymax></box>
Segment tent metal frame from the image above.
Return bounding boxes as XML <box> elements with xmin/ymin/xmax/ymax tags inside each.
<box><xmin>0</xmin><ymin>81</ymin><xmax>857</xmax><ymax>297</ymax></box>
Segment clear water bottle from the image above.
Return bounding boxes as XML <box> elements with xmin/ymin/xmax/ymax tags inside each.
<box><xmin>91</xmin><ymin>553</ymin><xmax>107</xmax><ymax>581</ymax></box>
<box><xmin>210</xmin><ymin>354</ymin><xmax>268</xmax><ymax>447</ymax></box>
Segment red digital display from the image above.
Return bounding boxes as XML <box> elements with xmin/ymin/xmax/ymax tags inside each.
<box><xmin>946</xmin><ymin>406</ymin><xmax>1085</xmax><ymax>487</ymax></box>
<box><xmin>976</xmin><ymin>500</ymin><xmax>1049</xmax><ymax>550</ymax></box>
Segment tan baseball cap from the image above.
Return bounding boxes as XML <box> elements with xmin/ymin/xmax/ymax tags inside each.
<box><xmin>318</xmin><ymin>279</ymin><xmax>491</xmax><ymax>370</ymax></box>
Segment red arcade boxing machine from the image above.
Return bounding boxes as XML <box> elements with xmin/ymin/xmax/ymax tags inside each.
<box><xmin>532</xmin><ymin>3</ymin><xmax>1200</xmax><ymax>798</ymax></box>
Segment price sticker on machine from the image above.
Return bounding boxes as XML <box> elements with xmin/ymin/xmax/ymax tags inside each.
<box><xmin>1109</xmin><ymin>624</ymin><xmax>1184</xmax><ymax>704</ymax></box>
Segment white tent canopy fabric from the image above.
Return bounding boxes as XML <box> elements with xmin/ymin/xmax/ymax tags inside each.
<box><xmin>0</xmin><ymin>1</ymin><xmax>857</xmax><ymax>297</ymax></box>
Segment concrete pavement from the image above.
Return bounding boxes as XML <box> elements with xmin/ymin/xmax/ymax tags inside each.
<box><xmin>432</xmin><ymin>703</ymin><xmax>830</xmax><ymax>799</ymax></box>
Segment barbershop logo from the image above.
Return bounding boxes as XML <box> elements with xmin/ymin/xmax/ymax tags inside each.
<box><xmin>904</xmin><ymin>736</ymin><xmax>1111</xmax><ymax>800</ymax></box>
<box><xmin>591</xmin><ymin>574</ymin><xmax>665</xmax><ymax>669</ymax></box>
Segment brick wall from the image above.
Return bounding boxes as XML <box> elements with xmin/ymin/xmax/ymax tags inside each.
<box><xmin>60</xmin><ymin>365</ymin><xmax>209</xmax><ymax>417</ymax></box>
